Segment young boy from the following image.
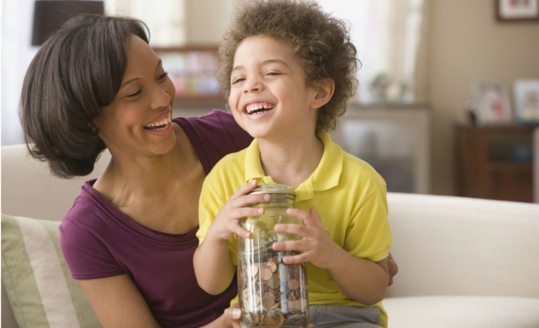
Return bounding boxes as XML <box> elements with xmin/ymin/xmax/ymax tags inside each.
<box><xmin>193</xmin><ymin>1</ymin><xmax>392</xmax><ymax>327</ymax></box>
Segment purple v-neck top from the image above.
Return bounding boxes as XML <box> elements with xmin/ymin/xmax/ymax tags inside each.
<box><xmin>60</xmin><ymin>110</ymin><xmax>252</xmax><ymax>328</ymax></box>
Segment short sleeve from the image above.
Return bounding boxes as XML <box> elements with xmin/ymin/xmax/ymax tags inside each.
<box><xmin>344</xmin><ymin>184</ymin><xmax>392</xmax><ymax>262</ymax></box>
<box><xmin>60</xmin><ymin>217</ymin><xmax>125</xmax><ymax>280</ymax></box>
<box><xmin>197</xmin><ymin>166</ymin><xmax>239</xmax><ymax>266</ymax></box>
<box><xmin>176</xmin><ymin>110</ymin><xmax>252</xmax><ymax>175</ymax></box>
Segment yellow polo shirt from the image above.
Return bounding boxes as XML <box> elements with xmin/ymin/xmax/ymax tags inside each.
<box><xmin>197</xmin><ymin>131</ymin><xmax>392</xmax><ymax>328</ymax></box>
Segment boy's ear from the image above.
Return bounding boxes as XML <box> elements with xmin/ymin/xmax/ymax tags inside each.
<box><xmin>310</xmin><ymin>78</ymin><xmax>335</xmax><ymax>109</ymax></box>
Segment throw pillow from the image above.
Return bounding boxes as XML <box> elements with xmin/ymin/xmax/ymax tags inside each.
<box><xmin>1</xmin><ymin>214</ymin><xmax>102</xmax><ymax>328</ymax></box>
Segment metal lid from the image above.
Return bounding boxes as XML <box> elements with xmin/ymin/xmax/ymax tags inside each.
<box><xmin>250</xmin><ymin>183</ymin><xmax>296</xmax><ymax>195</ymax></box>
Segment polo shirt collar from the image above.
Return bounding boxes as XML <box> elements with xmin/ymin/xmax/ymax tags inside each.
<box><xmin>244</xmin><ymin>130</ymin><xmax>343</xmax><ymax>202</ymax></box>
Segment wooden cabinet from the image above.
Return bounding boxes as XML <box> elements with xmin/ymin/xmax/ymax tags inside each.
<box><xmin>455</xmin><ymin>124</ymin><xmax>535</xmax><ymax>203</ymax></box>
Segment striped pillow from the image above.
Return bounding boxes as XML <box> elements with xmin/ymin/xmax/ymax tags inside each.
<box><xmin>1</xmin><ymin>214</ymin><xmax>102</xmax><ymax>328</ymax></box>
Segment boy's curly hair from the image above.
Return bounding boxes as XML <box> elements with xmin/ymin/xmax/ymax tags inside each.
<box><xmin>218</xmin><ymin>0</ymin><xmax>360</xmax><ymax>132</ymax></box>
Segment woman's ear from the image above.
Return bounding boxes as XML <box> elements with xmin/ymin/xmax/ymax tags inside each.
<box><xmin>310</xmin><ymin>78</ymin><xmax>335</xmax><ymax>109</ymax></box>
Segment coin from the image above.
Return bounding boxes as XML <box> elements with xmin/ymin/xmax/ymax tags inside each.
<box><xmin>263</xmin><ymin>310</ymin><xmax>285</xmax><ymax>326</ymax></box>
<box><xmin>247</xmin><ymin>264</ymin><xmax>259</xmax><ymax>277</ymax></box>
<box><xmin>288</xmin><ymin>278</ymin><xmax>299</xmax><ymax>290</ymax></box>
<box><xmin>240</xmin><ymin>312</ymin><xmax>254</xmax><ymax>326</ymax></box>
<box><xmin>262</xmin><ymin>292</ymin><xmax>276</xmax><ymax>309</ymax></box>
<box><xmin>267</xmin><ymin>275</ymin><xmax>280</xmax><ymax>290</ymax></box>
<box><xmin>284</xmin><ymin>314</ymin><xmax>308</xmax><ymax>326</ymax></box>
<box><xmin>261</xmin><ymin>266</ymin><xmax>273</xmax><ymax>280</ymax></box>
<box><xmin>267</xmin><ymin>261</ymin><xmax>277</xmax><ymax>272</ymax></box>
<box><xmin>287</xmin><ymin>299</ymin><xmax>303</xmax><ymax>312</ymax></box>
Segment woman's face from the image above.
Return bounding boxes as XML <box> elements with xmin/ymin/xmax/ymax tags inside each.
<box><xmin>94</xmin><ymin>35</ymin><xmax>176</xmax><ymax>157</ymax></box>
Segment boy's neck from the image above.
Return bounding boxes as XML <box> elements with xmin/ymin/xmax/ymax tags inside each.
<box><xmin>258</xmin><ymin>132</ymin><xmax>324</xmax><ymax>188</ymax></box>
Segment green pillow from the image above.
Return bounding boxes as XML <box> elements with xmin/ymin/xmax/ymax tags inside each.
<box><xmin>1</xmin><ymin>214</ymin><xmax>102</xmax><ymax>328</ymax></box>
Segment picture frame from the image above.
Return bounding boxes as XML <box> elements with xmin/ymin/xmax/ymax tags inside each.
<box><xmin>514</xmin><ymin>79</ymin><xmax>539</xmax><ymax>124</ymax></box>
<box><xmin>496</xmin><ymin>0</ymin><xmax>539</xmax><ymax>22</ymax></box>
<box><xmin>471</xmin><ymin>82</ymin><xmax>513</xmax><ymax>125</ymax></box>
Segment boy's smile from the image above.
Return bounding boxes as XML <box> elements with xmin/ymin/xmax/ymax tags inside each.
<box><xmin>229</xmin><ymin>35</ymin><xmax>319</xmax><ymax>143</ymax></box>
<box><xmin>244</xmin><ymin>101</ymin><xmax>276</xmax><ymax>115</ymax></box>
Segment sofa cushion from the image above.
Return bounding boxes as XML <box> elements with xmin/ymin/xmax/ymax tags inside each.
<box><xmin>1</xmin><ymin>214</ymin><xmax>102</xmax><ymax>328</ymax></box>
<box><xmin>384</xmin><ymin>296</ymin><xmax>539</xmax><ymax>328</ymax></box>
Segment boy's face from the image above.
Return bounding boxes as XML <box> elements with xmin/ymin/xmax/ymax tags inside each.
<box><xmin>229</xmin><ymin>35</ymin><xmax>318</xmax><ymax>142</ymax></box>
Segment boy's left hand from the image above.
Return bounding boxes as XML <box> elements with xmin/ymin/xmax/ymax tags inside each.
<box><xmin>272</xmin><ymin>207</ymin><xmax>340</xmax><ymax>269</ymax></box>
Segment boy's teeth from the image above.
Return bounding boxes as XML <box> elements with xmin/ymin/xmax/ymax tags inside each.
<box><xmin>246</xmin><ymin>102</ymin><xmax>274</xmax><ymax>114</ymax></box>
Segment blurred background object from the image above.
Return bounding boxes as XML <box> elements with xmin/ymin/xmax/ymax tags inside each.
<box><xmin>31</xmin><ymin>0</ymin><xmax>104</xmax><ymax>46</ymax></box>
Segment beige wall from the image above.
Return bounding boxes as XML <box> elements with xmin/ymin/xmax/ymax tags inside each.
<box><xmin>428</xmin><ymin>0</ymin><xmax>539</xmax><ymax>195</ymax></box>
<box><xmin>185</xmin><ymin>0</ymin><xmax>238</xmax><ymax>44</ymax></box>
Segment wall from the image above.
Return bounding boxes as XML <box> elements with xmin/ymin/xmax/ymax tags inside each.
<box><xmin>428</xmin><ymin>0</ymin><xmax>539</xmax><ymax>195</ymax></box>
<box><xmin>184</xmin><ymin>0</ymin><xmax>237</xmax><ymax>44</ymax></box>
<box><xmin>1</xmin><ymin>0</ymin><xmax>38</xmax><ymax>146</ymax></box>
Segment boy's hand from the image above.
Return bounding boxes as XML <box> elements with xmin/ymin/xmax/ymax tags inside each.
<box><xmin>206</xmin><ymin>180</ymin><xmax>270</xmax><ymax>241</ymax></box>
<box><xmin>272</xmin><ymin>207</ymin><xmax>340</xmax><ymax>269</ymax></box>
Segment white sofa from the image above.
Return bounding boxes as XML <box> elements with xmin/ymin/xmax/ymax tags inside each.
<box><xmin>2</xmin><ymin>144</ymin><xmax>539</xmax><ymax>328</ymax></box>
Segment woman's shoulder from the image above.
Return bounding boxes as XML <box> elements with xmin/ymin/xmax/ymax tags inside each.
<box><xmin>174</xmin><ymin>110</ymin><xmax>249</xmax><ymax>142</ymax></box>
<box><xmin>61</xmin><ymin>180</ymin><xmax>114</xmax><ymax>230</ymax></box>
<box><xmin>174</xmin><ymin>110</ymin><xmax>253</xmax><ymax>174</ymax></box>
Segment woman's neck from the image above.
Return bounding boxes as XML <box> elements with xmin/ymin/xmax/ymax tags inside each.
<box><xmin>94</xmin><ymin>124</ymin><xmax>199</xmax><ymax>205</ymax></box>
<box><xmin>259</xmin><ymin>131</ymin><xmax>323</xmax><ymax>188</ymax></box>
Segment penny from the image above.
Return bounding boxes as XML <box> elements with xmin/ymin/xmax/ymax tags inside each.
<box><xmin>262</xmin><ymin>292</ymin><xmax>276</xmax><ymax>309</ymax></box>
<box><xmin>247</xmin><ymin>264</ymin><xmax>259</xmax><ymax>277</ymax></box>
<box><xmin>261</xmin><ymin>266</ymin><xmax>273</xmax><ymax>281</ymax></box>
<box><xmin>263</xmin><ymin>310</ymin><xmax>285</xmax><ymax>326</ymax></box>
<box><xmin>240</xmin><ymin>312</ymin><xmax>254</xmax><ymax>326</ymax></box>
<box><xmin>267</xmin><ymin>275</ymin><xmax>280</xmax><ymax>290</ymax></box>
<box><xmin>252</xmin><ymin>312</ymin><xmax>260</xmax><ymax>326</ymax></box>
<box><xmin>287</xmin><ymin>299</ymin><xmax>303</xmax><ymax>312</ymax></box>
<box><xmin>284</xmin><ymin>314</ymin><xmax>308</xmax><ymax>326</ymax></box>
<box><xmin>267</xmin><ymin>261</ymin><xmax>277</xmax><ymax>272</ymax></box>
<box><xmin>288</xmin><ymin>278</ymin><xmax>299</xmax><ymax>290</ymax></box>
<box><xmin>281</xmin><ymin>269</ymin><xmax>290</xmax><ymax>282</ymax></box>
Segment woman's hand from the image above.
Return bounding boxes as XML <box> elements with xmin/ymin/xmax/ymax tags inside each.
<box><xmin>272</xmin><ymin>207</ymin><xmax>340</xmax><ymax>268</ymax></box>
<box><xmin>387</xmin><ymin>252</ymin><xmax>398</xmax><ymax>286</ymax></box>
<box><xmin>223</xmin><ymin>304</ymin><xmax>242</xmax><ymax>328</ymax></box>
<box><xmin>218</xmin><ymin>304</ymin><xmax>314</xmax><ymax>328</ymax></box>
<box><xmin>206</xmin><ymin>180</ymin><xmax>270</xmax><ymax>241</ymax></box>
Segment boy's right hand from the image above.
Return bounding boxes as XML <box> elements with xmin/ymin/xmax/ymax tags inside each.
<box><xmin>206</xmin><ymin>180</ymin><xmax>270</xmax><ymax>241</ymax></box>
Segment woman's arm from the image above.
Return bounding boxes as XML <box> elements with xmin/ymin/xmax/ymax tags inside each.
<box><xmin>77</xmin><ymin>275</ymin><xmax>161</xmax><ymax>328</ymax></box>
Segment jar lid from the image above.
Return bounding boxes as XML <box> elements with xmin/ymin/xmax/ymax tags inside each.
<box><xmin>250</xmin><ymin>183</ymin><xmax>296</xmax><ymax>195</ymax></box>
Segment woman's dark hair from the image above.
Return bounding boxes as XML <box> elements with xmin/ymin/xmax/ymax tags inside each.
<box><xmin>218</xmin><ymin>0</ymin><xmax>360</xmax><ymax>132</ymax></box>
<box><xmin>20</xmin><ymin>14</ymin><xmax>149</xmax><ymax>178</ymax></box>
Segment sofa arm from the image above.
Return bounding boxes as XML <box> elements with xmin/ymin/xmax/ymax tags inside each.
<box><xmin>386</xmin><ymin>193</ymin><xmax>539</xmax><ymax>298</ymax></box>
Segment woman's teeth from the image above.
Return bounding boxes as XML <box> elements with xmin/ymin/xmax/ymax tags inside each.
<box><xmin>246</xmin><ymin>102</ymin><xmax>274</xmax><ymax>114</ymax></box>
<box><xmin>144</xmin><ymin>116</ymin><xmax>171</xmax><ymax>130</ymax></box>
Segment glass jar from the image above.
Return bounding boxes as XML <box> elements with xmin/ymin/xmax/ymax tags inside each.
<box><xmin>237</xmin><ymin>184</ymin><xmax>309</xmax><ymax>328</ymax></box>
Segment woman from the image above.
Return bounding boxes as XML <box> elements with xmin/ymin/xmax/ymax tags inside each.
<box><xmin>20</xmin><ymin>14</ymin><xmax>397</xmax><ymax>328</ymax></box>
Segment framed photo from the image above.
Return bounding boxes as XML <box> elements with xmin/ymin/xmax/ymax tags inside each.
<box><xmin>471</xmin><ymin>82</ymin><xmax>513</xmax><ymax>125</ymax></box>
<box><xmin>514</xmin><ymin>79</ymin><xmax>539</xmax><ymax>123</ymax></box>
<box><xmin>497</xmin><ymin>0</ymin><xmax>539</xmax><ymax>22</ymax></box>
